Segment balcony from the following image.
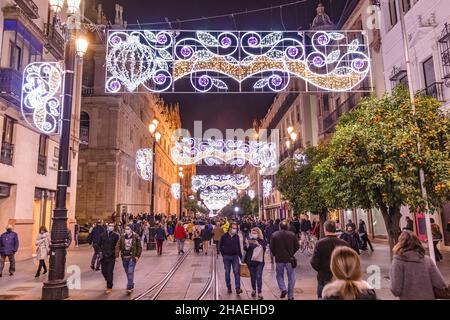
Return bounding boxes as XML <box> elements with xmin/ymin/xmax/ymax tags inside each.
<box><xmin>0</xmin><ymin>68</ymin><xmax>22</xmax><ymax>106</ymax></box>
<box><xmin>15</xmin><ymin>0</ymin><xmax>39</xmax><ymax>19</ymax></box>
<box><xmin>37</xmin><ymin>155</ymin><xmax>47</xmax><ymax>175</ymax></box>
<box><xmin>44</xmin><ymin>24</ymin><xmax>65</xmax><ymax>60</ymax></box>
<box><xmin>82</xmin><ymin>86</ymin><xmax>94</xmax><ymax>97</ymax></box>
<box><xmin>420</xmin><ymin>82</ymin><xmax>445</xmax><ymax>102</ymax></box>
<box><xmin>79</xmin><ymin>126</ymin><xmax>89</xmax><ymax>145</ymax></box>
<box><xmin>0</xmin><ymin>141</ymin><xmax>14</xmax><ymax>166</ymax></box>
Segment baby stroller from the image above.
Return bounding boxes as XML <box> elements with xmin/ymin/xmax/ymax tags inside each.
<box><xmin>194</xmin><ymin>237</ymin><xmax>203</xmax><ymax>253</ymax></box>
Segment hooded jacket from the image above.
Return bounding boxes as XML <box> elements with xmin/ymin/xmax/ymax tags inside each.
<box><xmin>390</xmin><ymin>250</ymin><xmax>447</xmax><ymax>300</ymax></box>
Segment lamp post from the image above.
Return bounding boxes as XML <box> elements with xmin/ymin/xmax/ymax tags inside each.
<box><xmin>179</xmin><ymin>167</ymin><xmax>184</xmax><ymax>219</ymax></box>
<box><xmin>234</xmin><ymin>206</ymin><xmax>240</xmax><ymax>220</ymax></box>
<box><xmin>149</xmin><ymin>119</ymin><xmax>160</xmax><ymax>218</ymax></box>
<box><xmin>42</xmin><ymin>0</ymin><xmax>88</xmax><ymax>300</ymax></box>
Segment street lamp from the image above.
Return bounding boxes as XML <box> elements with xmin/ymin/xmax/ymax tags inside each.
<box><xmin>75</xmin><ymin>37</ymin><xmax>88</xmax><ymax>57</ymax></box>
<box><xmin>42</xmin><ymin>0</ymin><xmax>87</xmax><ymax>301</ymax></box>
<box><xmin>179</xmin><ymin>167</ymin><xmax>184</xmax><ymax>218</ymax></box>
<box><xmin>285</xmin><ymin>127</ymin><xmax>298</xmax><ymax>158</ymax></box>
<box><xmin>149</xmin><ymin>119</ymin><xmax>160</xmax><ymax>217</ymax></box>
<box><xmin>234</xmin><ymin>206</ymin><xmax>240</xmax><ymax>220</ymax></box>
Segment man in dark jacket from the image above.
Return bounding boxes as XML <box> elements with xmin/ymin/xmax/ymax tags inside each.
<box><xmin>117</xmin><ymin>225</ymin><xmax>142</xmax><ymax>294</ymax></box>
<box><xmin>310</xmin><ymin>220</ymin><xmax>349</xmax><ymax>298</ymax></box>
<box><xmin>270</xmin><ymin>221</ymin><xmax>299</xmax><ymax>300</ymax></box>
<box><xmin>265</xmin><ymin>219</ymin><xmax>280</xmax><ymax>264</ymax></box>
<box><xmin>88</xmin><ymin>220</ymin><xmax>104</xmax><ymax>271</ymax></box>
<box><xmin>240</xmin><ymin>219</ymin><xmax>251</xmax><ymax>243</ymax></box>
<box><xmin>0</xmin><ymin>225</ymin><xmax>19</xmax><ymax>277</ymax></box>
<box><xmin>219</xmin><ymin>223</ymin><xmax>243</xmax><ymax>294</ymax></box>
<box><xmin>358</xmin><ymin>219</ymin><xmax>373</xmax><ymax>252</ymax></box>
<box><xmin>99</xmin><ymin>222</ymin><xmax>120</xmax><ymax>293</ymax></box>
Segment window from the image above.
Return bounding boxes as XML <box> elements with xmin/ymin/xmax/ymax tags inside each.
<box><xmin>389</xmin><ymin>0</ymin><xmax>398</xmax><ymax>27</ymax></box>
<box><xmin>323</xmin><ymin>94</ymin><xmax>330</xmax><ymax>113</ymax></box>
<box><xmin>9</xmin><ymin>41</ymin><xmax>22</xmax><ymax>71</ymax></box>
<box><xmin>1</xmin><ymin>116</ymin><xmax>15</xmax><ymax>165</ymax></box>
<box><xmin>37</xmin><ymin>135</ymin><xmax>48</xmax><ymax>175</ymax></box>
<box><xmin>402</xmin><ymin>0</ymin><xmax>412</xmax><ymax>13</ymax></box>
<box><xmin>79</xmin><ymin>112</ymin><xmax>90</xmax><ymax>147</ymax></box>
<box><xmin>422</xmin><ymin>57</ymin><xmax>436</xmax><ymax>88</ymax></box>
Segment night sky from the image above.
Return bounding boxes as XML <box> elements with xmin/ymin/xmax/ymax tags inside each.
<box><xmin>99</xmin><ymin>0</ymin><xmax>350</xmax><ymax>136</ymax></box>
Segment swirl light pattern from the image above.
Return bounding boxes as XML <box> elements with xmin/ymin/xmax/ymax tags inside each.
<box><xmin>171</xmin><ymin>183</ymin><xmax>181</xmax><ymax>199</ymax></box>
<box><xmin>200</xmin><ymin>187</ymin><xmax>238</xmax><ymax>211</ymax></box>
<box><xmin>247</xmin><ymin>190</ymin><xmax>256</xmax><ymax>200</ymax></box>
<box><xmin>263</xmin><ymin>179</ymin><xmax>273</xmax><ymax>197</ymax></box>
<box><xmin>106</xmin><ymin>30</ymin><xmax>370</xmax><ymax>93</ymax></box>
<box><xmin>191</xmin><ymin>175</ymin><xmax>250</xmax><ymax>192</ymax></box>
<box><xmin>21</xmin><ymin>62</ymin><xmax>63</xmax><ymax>134</ymax></box>
<box><xmin>136</xmin><ymin>148</ymin><xmax>153</xmax><ymax>181</ymax></box>
<box><xmin>171</xmin><ymin>138</ymin><xmax>278</xmax><ymax>169</ymax></box>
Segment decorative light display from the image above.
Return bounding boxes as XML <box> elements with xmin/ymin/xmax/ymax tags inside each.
<box><xmin>171</xmin><ymin>183</ymin><xmax>181</xmax><ymax>199</ymax></box>
<box><xmin>200</xmin><ymin>187</ymin><xmax>238</xmax><ymax>211</ymax></box>
<box><xmin>263</xmin><ymin>179</ymin><xmax>273</xmax><ymax>197</ymax></box>
<box><xmin>171</xmin><ymin>137</ymin><xmax>278</xmax><ymax>169</ymax></box>
<box><xmin>247</xmin><ymin>190</ymin><xmax>256</xmax><ymax>200</ymax></box>
<box><xmin>135</xmin><ymin>148</ymin><xmax>153</xmax><ymax>181</ymax></box>
<box><xmin>106</xmin><ymin>30</ymin><xmax>370</xmax><ymax>93</ymax></box>
<box><xmin>191</xmin><ymin>175</ymin><xmax>250</xmax><ymax>192</ymax></box>
<box><xmin>21</xmin><ymin>62</ymin><xmax>63</xmax><ymax>134</ymax></box>
<box><xmin>294</xmin><ymin>152</ymin><xmax>308</xmax><ymax>167</ymax></box>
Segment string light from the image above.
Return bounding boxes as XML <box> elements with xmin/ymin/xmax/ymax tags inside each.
<box><xmin>21</xmin><ymin>62</ymin><xmax>63</xmax><ymax>134</ymax></box>
<box><xmin>171</xmin><ymin>183</ymin><xmax>181</xmax><ymax>199</ymax></box>
<box><xmin>191</xmin><ymin>175</ymin><xmax>250</xmax><ymax>192</ymax></box>
<box><xmin>106</xmin><ymin>30</ymin><xmax>370</xmax><ymax>93</ymax></box>
<box><xmin>171</xmin><ymin>137</ymin><xmax>278</xmax><ymax>169</ymax></box>
<box><xmin>247</xmin><ymin>190</ymin><xmax>256</xmax><ymax>200</ymax></box>
<box><xmin>135</xmin><ymin>148</ymin><xmax>153</xmax><ymax>181</ymax></box>
<box><xmin>263</xmin><ymin>179</ymin><xmax>273</xmax><ymax>197</ymax></box>
<box><xmin>200</xmin><ymin>188</ymin><xmax>238</xmax><ymax>211</ymax></box>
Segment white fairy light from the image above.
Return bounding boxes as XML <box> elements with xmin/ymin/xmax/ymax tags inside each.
<box><xmin>21</xmin><ymin>62</ymin><xmax>63</xmax><ymax>134</ymax></box>
<box><xmin>247</xmin><ymin>190</ymin><xmax>256</xmax><ymax>200</ymax></box>
<box><xmin>200</xmin><ymin>187</ymin><xmax>238</xmax><ymax>211</ymax></box>
<box><xmin>135</xmin><ymin>148</ymin><xmax>153</xmax><ymax>181</ymax></box>
<box><xmin>191</xmin><ymin>175</ymin><xmax>250</xmax><ymax>192</ymax></box>
<box><xmin>171</xmin><ymin>183</ymin><xmax>181</xmax><ymax>199</ymax></box>
<box><xmin>106</xmin><ymin>30</ymin><xmax>371</xmax><ymax>94</ymax></box>
<box><xmin>171</xmin><ymin>137</ymin><xmax>278</xmax><ymax>169</ymax></box>
<box><xmin>263</xmin><ymin>179</ymin><xmax>273</xmax><ymax>198</ymax></box>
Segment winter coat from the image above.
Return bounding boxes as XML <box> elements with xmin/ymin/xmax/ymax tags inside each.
<box><xmin>269</xmin><ymin>230</ymin><xmax>299</xmax><ymax>263</ymax></box>
<box><xmin>213</xmin><ymin>226</ymin><xmax>225</xmax><ymax>241</ymax></box>
<box><xmin>322</xmin><ymin>280</ymin><xmax>377</xmax><ymax>300</ymax></box>
<box><xmin>390</xmin><ymin>250</ymin><xmax>447</xmax><ymax>300</ymax></box>
<box><xmin>310</xmin><ymin>236</ymin><xmax>350</xmax><ymax>285</ymax></box>
<box><xmin>300</xmin><ymin>220</ymin><xmax>312</xmax><ymax>232</ymax></box>
<box><xmin>35</xmin><ymin>232</ymin><xmax>50</xmax><ymax>260</ymax></box>
<box><xmin>219</xmin><ymin>233</ymin><xmax>242</xmax><ymax>258</ymax></box>
<box><xmin>265</xmin><ymin>224</ymin><xmax>279</xmax><ymax>242</ymax></box>
<box><xmin>98</xmin><ymin>231</ymin><xmax>120</xmax><ymax>260</ymax></box>
<box><xmin>155</xmin><ymin>227</ymin><xmax>167</xmax><ymax>241</ymax></box>
<box><xmin>174</xmin><ymin>226</ymin><xmax>187</xmax><ymax>240</ymax></box>
<box><xmin>117</xmin><ymin>232</ymin><xmax>142</xmax><ymax>260</ymax></box>
<box><xmin>340</xmin><ymin>231</ymin><xmax>361</xmax><ymax>253</ymax></box>
<box><xmin>88</xmin><ymin>225</ymin><xmax>104</xmax><ymax>245</ymax></box>
<box><xmin>0</xmin><ymin>231</ymin><xmax>19</xmax><ymax>255</ymax></box>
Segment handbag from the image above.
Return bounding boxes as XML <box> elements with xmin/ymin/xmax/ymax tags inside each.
<box><xmin>239</xmin><ymin>262</ymin><xmax>250</xmax><ymax>278</ymax></box>
<box><xmin>434</xmin><ymin>285</ymin><xmax>450</xmax><ymax>299</ymax></box>
<box><xmin>251</xmin><ymin>246</ymin><xmax>264</xmax><ymax>263</ymax></box>
<box><xmin>290</xmin><ymin>256</ymin><xmax>298</xmax><ymax>269</ymax></box>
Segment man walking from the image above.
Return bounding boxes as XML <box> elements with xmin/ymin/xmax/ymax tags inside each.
<box><xmin>265</xmin><ymin>219</ymin><xmax>280</xmax><ymax>264</ymax></box>
<box><xmin>220</xmin><ymin>223</ymin><xmax>243</xmax><ymax>294</ymax></box>
<box><xmin>99</xmin><ymin>222</ymin><xmax>120</xmax><ymax>294</ymax></box>
<box><xmin>0</xmin><ymin>225</ymin><xmax>19</xmax><ymax>277</ymax></box>
<box><xmin>88</xmin><ymin>220</ymin><xmax>104</xmax><ymax>271</ymax></box>
<box><xmin>310</xmin><ymin>220</ymin><xmax>349</xmax><ymax>298</ymax></box>
<box><xmin>270</xmin><ymin>221</ymin><xmax>299</xmax><ymax>300</ymax></box>
<box><xmin>117</xmin><ymin>225</ymin><xmax>142</xmax><ymax>294</ymax></box>
<box><xmin>358</xmin><ymin>219</ymin><xmax>373</xmax><ymax>252</ymax></box>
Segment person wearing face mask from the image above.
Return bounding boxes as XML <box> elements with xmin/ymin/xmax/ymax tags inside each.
<box><xmin>244</xmin><ymin>227</ymin><xmax>267</xmax><ymax>300</ymax></box>
<box><xmin>219</xmin><ymin>223</ymin><xmax>243</xmax><ymax>294</ymax></box>
<box><xmin>98</xmin><ymin>223</ymin><xmax>120</xmax><ymax>294</ymax></box>
<box><xmin>35</xmin><ymin>226</ymin><xmax>50</xmax><ymax>277</ymax></box>
<box><xmin>0</xmin><ymin>224</ymin><xmax>19</xmax><ymax>277</ymax></box>
<box><xmin>117</xmin><ymin>225</ymin><xmax>142</xmax><ymax>294</ymax></box>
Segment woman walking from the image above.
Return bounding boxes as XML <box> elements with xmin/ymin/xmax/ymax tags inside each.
<box><xmin>201</xmin><ymin>222</ymin><xmax>213</xmax><ymax>255</ymax></box>
<box><xmin>322</xmin><ymin>246</ymin><xmax>376</xmax><ymax>300</ymax></box>
<box><xmin>35</xmin><ymin>226</ymin><xmax>50</xmax><ymax>277</ymax></box>
<box><xmin>390</xmin><ymin>231</ymin><xmax>447</xmax><ymax>300</ymax></box>
<box><xmin>430</xmin><ymin>218</ymin><xmax>444</xmax><ymax>262</ymax></box>
<box><xmin>155</xmin><ymin>223</ymin><xmax>167</xmax><ymax>256</ymax></box>
<box><xmin>244</xmin><ymin>227</ymin><xmax>267</xmax><ymax>300</ymax></box>
<box><xmin>174</xmin><ymin>221</ymin><xmax>187</xmax><ymax>255</ymax></box>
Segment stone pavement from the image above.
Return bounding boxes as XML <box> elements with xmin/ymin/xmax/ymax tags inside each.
<box><xmin>0</xmin><ymin>239</ymin><xmax>449</xmax><ymax>300</ymax></box>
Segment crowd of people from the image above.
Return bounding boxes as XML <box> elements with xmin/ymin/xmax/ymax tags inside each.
<box><xmin>0</xmin><ymin>211</ymin><xmax>448</xmax><ymax>300</ymax></box>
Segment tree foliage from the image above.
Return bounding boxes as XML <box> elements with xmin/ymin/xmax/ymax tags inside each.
<box><xmin>221</xmin><ymin>194</ymin><xmax>259</xmax><ymax>218</ymax></box>
<box><xmin>314</xmin><ymin>86</ymin><xmax>450</xmax><ymax>250</ymax></box>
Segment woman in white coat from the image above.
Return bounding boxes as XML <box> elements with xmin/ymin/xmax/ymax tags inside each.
<box><xmin>35</xmin><ymin>226</ymin><xmax>50</xmax><ymax>277</ymax></box>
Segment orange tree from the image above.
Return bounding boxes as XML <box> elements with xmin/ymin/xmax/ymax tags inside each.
<box><xmin>276</xmin><ymin>143</ymin><xmax>329</xmax><ymax>236</ymax></box>
<box><xmin>315</xmin><ymin>86</ymin><xmax>450</xmax><ymax>252</ymax></box>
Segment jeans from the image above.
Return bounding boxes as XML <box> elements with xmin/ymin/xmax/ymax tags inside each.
<box><xmin>101</xmin><ymin>258</ymin><xmax>116</xmax><ymax>289</ymax></box>
<box><xmin>276</xmin><ymin>262</ymin><xmax>296</xmax><ymax>299</ymax></box>
<box><xmin>156</xmin><ymin>240</ymin><xmax>164</xmax><ymax>255</ymax></box>
<box><xmin>74</xmin><ymin>233</ymin><xmax>79</xmax><ymax>246</ymax></box>
<box><xmin>91</xmin><ymin>244</ymin><xmax>102</xmax><ymax>269</ymax></box>
<box><xmin>223</xmin><ymin>255</ymin><xmax>240</xmax><ymax>289</ymax></box>
<box><xmin>176</xmin><ymin>239</ymin><xmax>185</xmax><ymax>252</ymax></box>
<box><xmin>0</xmin><ymin>254</ymin><xmax>15</xmax><ymax>274</ymax></box>
<box><xmin>122</xmin><ymin>257</ymin><xmax>136</xmax><ymax>290</ymax></box>
<box><xmin>249</xmin><ymin>262</ymin><xmax>264</xmax><ymax>293</ymax></box>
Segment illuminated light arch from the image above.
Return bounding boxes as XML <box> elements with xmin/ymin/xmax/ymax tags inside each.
<box><xmin>171</xmin><ymin>183</ymin><xmax>181</xmax><ymax>199</ymax></box>
<box><xmin>106</xmin><ymin>30</ymin><xmax>371</xmax><ymax>93</ymax></box>
<box><xmin>135</xmin><ymin>148</ymin><xmax>153</xmax><ymax>181</ymax></box>
<box><xmin>21</xmin><ymin>62</ymin><xmax>64</xmax><ymax>134</ymax></box>
<box><xmin>191</xmin><ymin>175</ymin><xmax>250</xmax><ymax>192</ymax></box>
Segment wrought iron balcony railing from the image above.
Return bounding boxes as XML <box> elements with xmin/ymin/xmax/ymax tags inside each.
<box><xmin>420</xmin><ymin>82</ymin><xmax>445</xmax><ymax>102</ymax></box>
<box><xmin>0</xmin><ymin>141</ymin><xmax>14</xmax><ymax>166</ymax></box>
<box><xmin>0</xmin><ymin>68</ymin><xmax>23</xmax><ymax>106</ymax></box>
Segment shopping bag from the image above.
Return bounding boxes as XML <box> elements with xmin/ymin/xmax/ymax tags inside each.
<box><xmin>251</xmin><ymin>246</ymin><xmax>264</xmax><ymax>263</ymax></box>
<box><xmin>239</xmin><ymin>262</ymin><xmax>250</xmax><ymax>278</ymax></box>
